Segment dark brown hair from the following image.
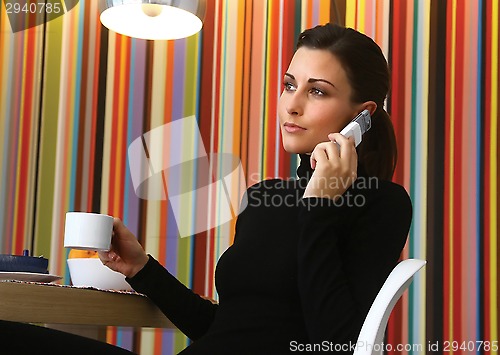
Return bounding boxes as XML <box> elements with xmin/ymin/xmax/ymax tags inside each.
<box><xmin>296</xmin><ymin>23</ymin><xmax>397</xmax><ymax>180</ymax></box>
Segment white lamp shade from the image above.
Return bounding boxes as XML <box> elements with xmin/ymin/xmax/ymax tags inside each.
<box><xmin>99</xmin><ymin>0</ymin><xmax>206</xmax><ymax>40</ymax></box>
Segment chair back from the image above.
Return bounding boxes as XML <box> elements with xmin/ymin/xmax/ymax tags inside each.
<box><xmin>353</xmin><ymin>259</ymin><xmax>427</xmax><ymax>355</ymax></box>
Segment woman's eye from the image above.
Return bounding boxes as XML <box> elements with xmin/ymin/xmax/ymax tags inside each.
<box><xmin>283</xmin><ymin>82</ymin><xmax>296</xmax><ymax>91</ymax></box>
<box><xmin>309</xmin><ymin>88</ymin><xmax>325</xmax><ymax>96</ymax></box>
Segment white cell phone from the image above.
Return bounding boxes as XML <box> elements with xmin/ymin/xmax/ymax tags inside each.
<box><xmin>338</xmin><ymin>109</ymin><xmax>371</xmax><ymax>147</ymax></box>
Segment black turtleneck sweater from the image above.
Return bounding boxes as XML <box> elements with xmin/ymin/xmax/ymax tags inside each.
<box><xmin>127</xmin><ymin>155</ymin><xmax>412</xmax><ymax>354</ymax></box>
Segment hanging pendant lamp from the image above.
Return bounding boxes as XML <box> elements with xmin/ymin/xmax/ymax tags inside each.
<box><xmin>99</xmin><ymin>0</ymin><xmax>206</xmax><ymax>40</ymax></box>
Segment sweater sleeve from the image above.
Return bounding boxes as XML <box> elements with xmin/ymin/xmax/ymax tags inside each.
<box><xmin>297</xmin><ymin>182</ymin><xmax>412</xmax><ymax>350</ymax></box>
<box><xmin>126</xmin><ymin>255</ymin><xmax>218</xmax><ymax>341</ymax></box>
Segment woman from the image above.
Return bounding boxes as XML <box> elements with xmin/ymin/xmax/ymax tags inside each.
<box><xmin>0</xmin><ymin>23</ymin><xmax>411</xmax><ymax>354</ymax></box>
<box><xmin>101</xmin><ymin>23</ymin><xmax>412</xmax><ymax>354</ymax></box>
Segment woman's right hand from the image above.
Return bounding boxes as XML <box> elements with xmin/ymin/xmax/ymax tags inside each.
<box><xmin>303</xmin><ymin>133</ymin><xmax>358</xmax><ymax>200</ymax></box>
<box><xmin>98</xmin><ymin>218</ymin><xmax>149</xmax><ymax>278</ymax></box>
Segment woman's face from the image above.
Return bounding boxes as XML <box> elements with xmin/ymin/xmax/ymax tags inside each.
<box><xmin>278</xmin><ymin>47</ymin><xmax>364</xmax><ymax>154</ymax></box>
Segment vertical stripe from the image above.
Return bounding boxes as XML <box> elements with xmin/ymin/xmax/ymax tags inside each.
<box><xmin>461</xmin><ymin>0</ymin><xmax>479</xmax><ymax>346</ymax></box>
<box><xmin>487</xmin><ymin>0</ymin><xmax>499</xmax><ymax>346</ymax></box>
<box><xmin>357</xmin><ymin>0</ymin><xmax>365</xmax><ymax>34</ymax></box>
<box><xmin>345</xmin><ymin>0</ymin><xmax>355</xmax><ymax>28</ymax></box>
<box><xmin>319</xmin><ymin>0</ymin><xmax>330</xmax><ymax>25</ymax></box>
<box><xmin>444</xmin><ymin>1</ymin><xmax>455</xmax><ymax>343</ymax></box>
<box><xmin>248</xmin><ymin>0</ymin><xmax>266</xmax><ymax>186</ymax></box>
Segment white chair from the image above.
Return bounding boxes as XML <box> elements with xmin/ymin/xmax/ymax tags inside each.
<box><xmin>353</xmin><ymin>259</ymin><xmax>427</xmax><ymax>355</ymax></box>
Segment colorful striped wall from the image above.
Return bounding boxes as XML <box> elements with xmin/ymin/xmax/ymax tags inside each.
<box><xmin>0</xmin><ymin>0</ymin><xmax>498</xmax><ymax>354</ymax></box>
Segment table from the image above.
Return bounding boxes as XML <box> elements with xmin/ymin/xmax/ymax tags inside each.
<box><xmin>0</xmin><ymin>281</ymin><xmax>174</xmax><ymax>340</ymax></box>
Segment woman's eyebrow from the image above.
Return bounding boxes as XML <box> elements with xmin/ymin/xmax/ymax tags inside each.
<box><xmin>308</xmin><ymin>78</ymin><xmax>335</xmax><ymax>88</ymax></box>
<box><xmin>284</xmin><ymin>73</ymin><xmax>335</xmax><ymax>88</ymax></box>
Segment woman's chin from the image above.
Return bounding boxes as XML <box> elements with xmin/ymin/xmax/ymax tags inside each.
<box><xmin>282</xmin><ymin>144</ymin><xmax>311</xmax><ymax>155</ymax></box>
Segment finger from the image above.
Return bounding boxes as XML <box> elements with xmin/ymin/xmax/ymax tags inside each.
<box><xmin>98</xmin><ymin>250</ymin><xmax>118</xmax><ymax>264</ymax></box>
<box><xmin>309</xmin><ymin>148</ymin><xmax>325</xmax><ymax>169</ymax></box>
<box><xmin>98</xmin><ymin>250</ymin><xmax>111</xmax><ymax>265</ymax></box>
<box><xmin>113</xmin><ymin>217</ymin><xmax>124</xmax><ymax>231</ymax></box>
<box><xmin>112</xmin><ymin>218</ymin><xmax>129</xmax><ymax>243</ymax></box>
<box><xmin>329</xmin><ymin>133</ymin><xmax>358</xmax><ymax>170</ymax></box>
<box><xmin>327</xmin><ymin>133</ymin><xmax>341</xmax><ymax>155</ymax></box>
<box><xmin>311</xmin><ymin>141</ymin><xmax>341</xmax><ymax>165</ymax></box>
<box><xmin>328</xmin><ymin>132</ymin><xmax>351</xmax><ymax>147</ymax></box>
<box><xmin>333</xmin><ymin>134</ymin><xmax>358</xmax><ymax>182</ymax></box>
<box><xmin>329</xmin><ymin>133</ymin><xmax>355</xmax><ymax>159</ymax></box>
<box><xmin>98</xmin><ymin>250</ymin><xmax>109</xmax><ymax>259</ymax></box>
<box><xmin>311</xmin><ymin>144</ymin><xmax>330</xmax><ymax>166</ymax></box>
<box><xmin>323</xmin><ymin>141</ymin><xmax>341</xmax><ymax>162</ymax></box>
<box><xmin>309</xmin><ymin>153</ymin><xmax>316</xmax><ymax>169</ymax></box>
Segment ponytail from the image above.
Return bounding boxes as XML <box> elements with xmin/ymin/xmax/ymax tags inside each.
<box><xmin>357</xmin><ymin>108</ymin><xmax>397</xmax><ymax>180</ymax></box>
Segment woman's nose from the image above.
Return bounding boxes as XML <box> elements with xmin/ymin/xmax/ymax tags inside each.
<box><xmin>286</xmin><ymin>93</ymin><xmax>303</xmax><ymax>116</ymax></box>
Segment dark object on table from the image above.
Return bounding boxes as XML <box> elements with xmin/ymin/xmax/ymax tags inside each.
<box><xmin>0</xmin><ymin>252</ymin><xmax>49</xmax><ymax>274</ymax></box>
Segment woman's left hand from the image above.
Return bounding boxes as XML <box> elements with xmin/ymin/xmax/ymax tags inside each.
<box><xmin>303</xmin><ymin>133</ymin><xmax>358</xmax><ymax>200</ymax></box>
<box><xmin>97</xmin><ymin>218</ymin><xmax>149</xmax><ymax>278</ymax></box>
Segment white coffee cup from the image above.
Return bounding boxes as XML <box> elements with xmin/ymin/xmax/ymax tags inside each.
<box><xmin>64</xmin><ymin>212</ymin><xmax>114</xmax><ymax>250</ymax></box>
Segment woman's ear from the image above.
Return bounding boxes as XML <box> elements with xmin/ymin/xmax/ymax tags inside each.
<box><xmin>363</xmin><ymin>101</ymin><xmax>377</xmax><ymax>116</ymax></box>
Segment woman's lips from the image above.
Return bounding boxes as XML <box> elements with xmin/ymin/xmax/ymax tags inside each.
<box><xmin>283</xmin><ymin>122</ymin><xmax>306</xmax><ymax>133</ymax></box>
